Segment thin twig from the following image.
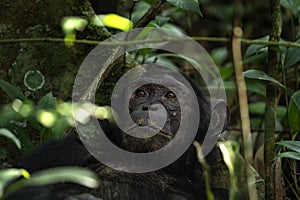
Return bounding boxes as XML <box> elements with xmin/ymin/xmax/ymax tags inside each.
<box><xmin>232</xmin><ymin>26</ymin><xmax>258</xmax><ymax>200</ymax></box>
<box><xmin>1</xmin><ymin>36</ymin><xmax>300</xmax><ymax>48</ymax></box>
<box><xmin>134</xmin><ymin>0</ymin><xmax>166</xmax><ymax>28</ymax></box>
<box><xmin>193</xmin><ymin>141</ymin><xmax>214</xmax><ymax>200</ymax></box>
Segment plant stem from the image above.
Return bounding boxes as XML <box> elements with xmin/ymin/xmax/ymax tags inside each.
<box><xmin>232</xmin><ymin>26</ymin><xmax>258</xmax><ymax>200</ymax></box>
<box><xmin>265</xmin><ymin>0</ymin><xmax>282</xmax><ymax>199</ymax></box>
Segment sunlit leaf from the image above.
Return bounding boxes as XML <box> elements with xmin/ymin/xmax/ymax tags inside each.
<box><xmin>167</xmin><ymin>0</ymin><xmax>203</xmax><ymax>16</ymax></box>
<box><xmin>43</xmin><ymin>116</ymin><xmax>70</xmax><ymax>141</ymax></box>
<box><xmin>5</xmin><ymin>167</ymin><xmax>99</xmax><ymax>197</ymax></box>
<box><xmin>62</xmin><ymin>17</ymin><xmax>88</xmax><ymax>33</ymax></box>
<box><xmin>0</xmin><ymin>128</ymin><xmax>21</xmax><ymax>149</ymax></box>
<box><xmin>29</xmin><ymin>167</ymin><xmax>99</xmax><ymax>188</ymax></box>
<box><xmin>0</xmin><ymin>169</ymin><xmax>29</xmax><ymax>198</ymax></box>
<box><xmin>243</xmin><ymin>69</ymin><xmax>286</xmax><ymax>89</ymax></box>
<box><xmin>11</xmin><ymin>100</ymin><xmax>34</xmax><ymax>118</ymax></box>
<box><xmin>218</xmin><ymin>141</ymin><xmax>243</xmax><ymax>174</ymax></box>
<box><xmin>99</xmin><ymin>14</ymin><xmax>133</xmax><ymax>31</ymax></box>
<box><xmin>95</xmin><ymin>106</ymin><xmax>112</xmax><ymax>120</ymax></box>
<box><xmin>36</xmin><ymin>110</ymin><xmax>57</xmax><ymax>128</ymax></box>
<box><xmin>218</xmin><ymin>141</ymin><xmax>242</xmax><ymax>200</ymax></box>
<box><xmin>64</xmin><ymin>33</ymin><xmax>76</xmax><ymax>47</ymax></box>
<box><xmin>277</xmin><ymin>141</ymin><xmax>300</xmax><ymax>154</ymax></box>
<box><xmin>0</xmin><ymin>79</ymin><xmax>26</xmax><ymax>101</ymax></box>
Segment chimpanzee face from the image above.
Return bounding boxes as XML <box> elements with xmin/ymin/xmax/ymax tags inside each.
<box><xmin>123</xmin><ymin>83</ymin><xmax>181</xmax><ymax>152</ymax></box>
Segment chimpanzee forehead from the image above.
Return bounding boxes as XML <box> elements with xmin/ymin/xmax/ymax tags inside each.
<box><xmin>136</xmin><ymin>83</ymin><xmax>171</xmax><ymax>92</ymax></box>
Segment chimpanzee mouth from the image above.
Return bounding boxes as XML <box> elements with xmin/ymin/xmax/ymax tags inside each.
<box><xmin>126</xmin><ymin>123</ymin><xmax>173</xmax><ymax>140</ymax></box>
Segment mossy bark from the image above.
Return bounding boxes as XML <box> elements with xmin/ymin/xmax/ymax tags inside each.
<box><xmin>0</xmin><ymin>0</ymin><xmax>110</xmax><ymax>102</ymax></box>
<box><xmin>265</xmin><ymin>0</ymin><xmax>282</xmax><ymax>199</ymax></box>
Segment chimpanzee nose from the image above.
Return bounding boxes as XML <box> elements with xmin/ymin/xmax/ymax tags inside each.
<box><xmin>142</xmin><ymin>106</ymin><xmax>148</xmax><ymax>111</ymax></box>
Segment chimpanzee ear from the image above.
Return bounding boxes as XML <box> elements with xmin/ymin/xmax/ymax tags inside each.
<box><xmin>210</xmin><ymin>99</ymin><xmax>230</xmax><ymax>135</ymax></box>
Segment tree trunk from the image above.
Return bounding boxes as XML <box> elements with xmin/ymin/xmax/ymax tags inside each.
<box><xmin>0</xmin><ymin>0</ymin><xmax>110</xmax><ymax>102</ymax></box>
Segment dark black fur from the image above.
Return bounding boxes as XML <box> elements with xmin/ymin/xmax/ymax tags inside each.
<box><xmin>5</xmin><ymin>76</ymin><xmax>229</xmax><ymax>200</ymax></box>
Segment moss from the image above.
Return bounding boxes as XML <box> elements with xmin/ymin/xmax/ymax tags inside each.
<box><xmin>0</xmin><ymin>0</ymin><xmax>113</xmax><ymax>103</ymax></box>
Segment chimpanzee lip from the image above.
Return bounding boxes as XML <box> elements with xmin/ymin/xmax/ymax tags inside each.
<box><xmin>126</xmin><ymin>124</ymin><xmax>173</xmax><ymax>139</ymax></box>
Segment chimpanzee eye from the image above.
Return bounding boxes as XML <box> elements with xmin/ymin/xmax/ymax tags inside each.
<box><xmin>165</xmin><ymin>91</ymin><xmax>176</xmax><ymax>99</ymax></box>
<box><xmin>135</xmin><ymin>89</ymin><xmax>147</xmax><ymax>97</ymax></box>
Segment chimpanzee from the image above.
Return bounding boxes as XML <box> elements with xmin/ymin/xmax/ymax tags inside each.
<box><xmin>4</xmin><ymin>71</ymin><xmax>230</xmax><ymax>200</ymax></box>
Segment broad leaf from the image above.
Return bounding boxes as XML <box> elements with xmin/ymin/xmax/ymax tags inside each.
<box><xmin>288</xmin><ymin>91</ymin><xmax>300</xmax><ymax>133</ymax></box>
<box><xmin>280</xmin><ymin>0</ymin><xmax>300</xmax><ymax>16</ymax></box>
<box><xmin>244</xmin><ymin>36</ymin><xmax>268</xmax><ymax>58</ymax></box>
<box><xmin>275</xmin><ymin>151</ymin><xmax>300</xmax><ymax>161</ymax></box>
<box><xmin>0</xmin><ymin>79</ymin><xmax>26</xmax><ymax>101</ymax></box>
<box><xmin>37</xmin><ymin>92</ymin><xmax>57</xmax><ymax>110</ymax></box>
<box><xmin>284</xmin><ymin>39</ymin><xmax>300</xmax><ymax>67</ymax></box>
<box><xmin>243</xmin><ymin>69</ymin><xmax>286</xmax><ymax>89</ymax></box>
<box><xmin>277</xmin><ymin>141</ymin><xmax>300</xmax><ymax>154</ymax></box>
<box><xmin>167</xmin><ymin>0</ymin><xmax>203</xmax><ymax>16</ymax></box>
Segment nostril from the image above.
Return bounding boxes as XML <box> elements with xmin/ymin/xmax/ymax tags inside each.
<box><xmin>142</xmin><ymin>106</ymin><xmax>148</xmax><ymax>111</ymax></box>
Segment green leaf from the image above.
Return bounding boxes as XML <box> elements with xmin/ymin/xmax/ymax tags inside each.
<box><xmin>211</xmin><ymin>47</ymin><xmax>228</xmax><ymax>66</ymax></box>
<box><xmin>167</xmin><ymin>0</ymin><xmax>203</xmax><ymax>16</ymax></box>
<box><xmin>154</xmin><ymin>16</ymin><xmax>170</xmax><ymax>26</ymax></box>
<box><xmin>284</xmin><ymin>39</ymin><xmax>300</xmax><ymax>67</ymax></box>
<box><xmin>0</xmin><ymin>128</ymin><xmax>21</xmax><ymax>149</ymax></box>
<box><xmin>219</xmin><ymin>66</ymin><xmax>234</xmax><ymax>80</ymax></box>
<box><xmin>7</xmin><ymin>124</ymin><xmax>34</xmax><ymax>154</ymax></box>
<box><xmin>277</xmin><ymin>141</ymin><xmax>300</xmax><ymax>154</ymax></box>
<box><xmin>30</xmin><ymin>167</ymin><xmax>99</xmax><ymax>188</ymax></box>
<box><xmin>99</xmin><ymin>14</ymin><xmax>133</xmax><ymax>31</ymax></box>
<box><xmin>248</xmin><ymin>102</ymin><xmax>287</xmax><ymax>118</ymax></box>
<box><xmin>37</xmin><ymin>92</ymin><xmax>57</xmax><ymax>110</ymax></box>
<box><xmin>244</xmin><ymin>36</ymin><xmax>268</xmax><ymax>58</ymax></box>
<box><xmin>0</xmin><ymin>79</ymin><xmax>26</xmax><ymax>101</ymax></box>
<box><xmin>290</xmin><ymin>91</ymin><xmax>300</xmax><ymax>110</ymax></box>
<box><xmin>61</xmin><ymin>17</ymin><xmax>88</xmax><ymax>34</ymax></box>
<box><xmin>288</xmin><ymin>91</ymin><xmax>300</xmax><ymax>133</ymax></box>
<box><xmin>243</xmin><ymin>52</ymin><xmax>268</xmax><ymax>65</ymax></box>
<box><xmin>275</xmin><ymin>151</ymin><xmax>300</xmax><ymax>161</ymax></box>
<box><xmin>5</xmin><ymin>167</ymin><xmax>99</xmax><ymax>196</ymax></box>
<box><xmin>147</xmin><ymin>53</ymin><xmax>217</xmax><ymax>78</ymax></box>
<box><xmin>42</xmin><ymin>116</ymin><xmax>70</xmax><ymax>142</ymax></box>
<box><xmin>243</xmin><ymin>69</ymin><xmax>286</xmax><ymax>89</ymax></box>
<box><xmin>0</xmin><ymin>168</ymin><xmax>29</xmax><ymax>198</ymax></box>
<box><xmin>280</xmin><ymin>0</ymin><xmax>300</xmax><ymax>16</ymax></box>
<box><xmin>245</xmin><ymin>80</ymin><xmax>266</xmax><ymax>97</ymax></box>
